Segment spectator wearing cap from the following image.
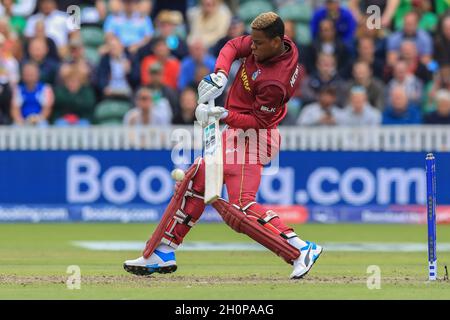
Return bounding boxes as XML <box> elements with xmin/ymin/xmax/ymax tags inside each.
<box><xmin>123</xmin><ymin>86</ymin><xmax>172</xmax><ymax>126</ymax></box>
<box><xmin>210</xmin><ymin>16</ymin><xmax>247</xmax><ymax>58</ymax></box>
<box><xmin>310</xmin><ymin>0</ymin><xmax>357</xmax><ymax>46</ymax></box>
<box><xmin>337</xmin><ymin>86</ymin><xmax>381</xmax><ymax>126</ymax></box>
<box><xmin>343</xmin><ymin>61</ymin><xmax>384</xmax><ymax>110</ymax></box>
<box><xmin>140</xmin><ymin>36</ymin><xmax>180</xmax><ymax>90</ymax></box>
<box><xmin>387</xmin><ymin>11</ymin><xmax>433</xmax><ymax>67</ymax></box>
<box><xmin>145</xmin><ymin>61</ymin><xmax>180</xmax><ymax>119</ymax></box>
<box><xmin>52</xmin><ymin>66</ymin><xmax>96</xmax><ymax>126</ymax></box>
<box><xmin>300</xmin><ymin>52</ymin><xmax>346</xmax><ymax>107</ymax></box>
<box><xmin>423</xmin><ymin>90</ymin><xmax>450</xmax><ymax>125</ymax></box>
<box><xmin>178</xmin><ymin>37</ymin><xmax>216</xmax><ymax>91</ymax></box>
<box><xmin>382</xmin><ymin>85</ymin><xmax>421</xmax><ymax>125</ymax></box>
<box><xmin>23</xmin><ymin>37</ymin><xmax>60</xmax><ymax>85</ymax></box>
<box><xmin>104</xmin><ymin>0</ymin><xmax>154</xmax><ymax>55</ymax></box>
<box><xmin>154</xmin><ymin>10</ymin><xmax>188</xmax><ymax>60</ymax></box>
<box><xmin>303</xmin><ymin>18</ymin><xmax>351</xmax><ymax>78</ymax></box>
<box><xmin>434</xmin><ymin>15</ymin><xmax>450</xmax><ymax>68</ymax></box>
<box><xmin>297</xmin><ymin>86</ymin><xmax>342</xmax><ymax>126</ymax></box>
<box><xmin>172</xmin><ymin>86</ymin><xmax>197</xmax><ymax>125</ymax></box>
<box><xmin>24</xmin><ymin>0</ymin><xmax>76</xmax><ymax>57</ymax></box>
<box><xmin>11</xmin><ymin>62</ymin><xmax>54</xmax><ymax>126</ymax></box>
<box><xmin>187</xmin><ymin>0</ymin><xmax>232</xmax><ymax>49</ymax></box>
<box><xmin>386</xmin><ymin>59</ymin><xmax>423</xmax><ymax>107</ymax></box>
<box><xmin>97</xmin><ymin>36</ymin><xmax>135</xmax><ymax>98</ymax></box>
<box><xmin>59</xmin><ymin>37</ymin><xmax>95</xmax><ymax>86</ymax></box>
<box><xmin>0</xmin><ymin>32</ymin><xmax>18</xmax><ymax>124</ymax></box>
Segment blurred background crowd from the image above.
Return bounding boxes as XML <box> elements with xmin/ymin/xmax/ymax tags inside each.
<box><xmin>0</xmin><ymin>0</ymin><xmax>450</xmax><ymax>127</ymax></box>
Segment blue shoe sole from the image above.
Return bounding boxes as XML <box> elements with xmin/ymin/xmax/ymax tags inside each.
<box><xmin>123</xmin><ymin>263</ymin><xmax>177</xmax><ymax>276</ymax></box>
<box><xmin>291</xmin><ymin>247</ymin><xmax>323</xmax><ymax>280</ymax></box>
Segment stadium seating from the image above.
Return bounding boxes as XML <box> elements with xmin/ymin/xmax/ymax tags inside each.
<box><xmin>295</xmin><ymin>23</ymin><xmax>312</xmax><ymax>45</ymax></box>
<box><xmin>277</xmin><ymin>2</ymin><xmax>313</xmax><ymax>23</ymax></box>
<box><xmin>238</xmin><ymin>0</ymin><xmax>274</xmax><ymax>23</ymax></box>
<box><xmin>94</xmin><ymin>99</ymin><xmax>131</xmax><ymax>125</ymax></box>
<box><xmin>80</xmin><ymin>26</ymin><xmax>105</xmax><ymax>48</ymax></box>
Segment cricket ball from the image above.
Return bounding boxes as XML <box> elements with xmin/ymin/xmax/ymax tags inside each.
<box><xmin>171</xmin><ymin>168</ymin><xmax>185</xmax><ymax>181</ymax></box>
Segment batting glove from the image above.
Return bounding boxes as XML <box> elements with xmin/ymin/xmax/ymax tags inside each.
<box><xmin>195</xmin><ymin>103</ymin><xmax>228</xmax><ymax>127</ymax></box>
<box><xmin>198</xmin><ymin>72</ymin><xmax>228</xmax><ymax>104</ymax></box>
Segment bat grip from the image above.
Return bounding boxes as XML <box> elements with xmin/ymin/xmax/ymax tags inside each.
<box><xmin>208</xmin><ymin>99</ymin><xmax>215</xmax><ymax>123</ymax></box>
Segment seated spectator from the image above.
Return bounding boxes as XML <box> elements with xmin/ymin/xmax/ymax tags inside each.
<box><xmin>97</xmin><ymin>36</ymin><xmax>135</xmax><ymax>99</ymax></box>
<box><xmin>434</xmin><ymin>15</ymin><xmax>450</xmax><ymax>68</ymax></box>
<box><xmin>24</xmin><ymin>19</ymin><xmax>59</xmax><ymax>62</ymax></box>
<box><xmin>382</xmin><ymin>85</ymin><xmax>421</xmax><ymax>125</ymax></box>
<box><xmin>187</xmin><ymin>0</ymin><xmax>231</xmax><ymax>49</ymax></box>
<box><xmin>104</xmin><ymin>0</ymin><xmax>154</xmax><ymax>55</ymax></box>
<box><xmin>386</xmin><ymin>60</ymin><xmax>423</xmax><ymax>106</ymax></box>
<box><xmin>211</xmin><ymin>16</ymin><xmax>247</xmax><ymax>58</ymax></box>
<box><xmin>343</xmin><ymin>61</ymin><xmax>384</xmax><ymax>110</ymax></box>
<box><xmin>24</xmin><ymin>0</ymin><xmax>75</xmax><ymax>57</ymax></box>
<box><xmin>0</xmin><ymin>0</ymin><xmax>36</xmax><ymax>36</ymax></box>
<box><xmin>353</xmin><ymin>36</ymin><xmax>384</xmax><ymax>80</ymax></box>
<box><xmin>387</xmin><ymin>11</ymin><xmax>433</xmax><ymax>67</ymax></box>
<box><xmin>353</xmin><ymin>14</ymin><xmax>386</xmax><ymax>62</ymax></box>
<box><xmin>310</xmin><ymin>0</ymin><xmax>357</xmax><ymax>46</ymax></box>
<box><xmin>59</xmin><ymin>38</ymin><xmax>94</xmax><ymax>86</ymax></box>
<box><xmin>140</xmin><ymin>36</ymin><xmax>180</xmax><ymax>90</ymax></box>
<box><xmin>153</xmin><ymin>10</ymin><xmax>188</xmax><ymax>60</ymax></box>
<box><xmin>337</xmin><ymin>86</ymin><xmax>381</xmax><ymax>126</ymax></box>
<box><xmin>300</xmin><ymin>52</ymin><xmax>346</xmax><ymax>107</ymax></box>
<box><xmin>348</xmin><ymin>0</ymin><xmax>399</xmax><ymax>29</ymax></box>
<box><xmin>146</xmin><ymin>62</ymin><xmax>180</xmax><ymax>119</ymax></box>
<box><xmin>11</xmin><ymin>62</ymin><xmax>54</xmax><ymax>126</ymax></box>
<box><xmin>178</xmin><ymin>38</ymin><xmax>216</xmax><ymax>91</ymax></box>
<box><xmin>172</xmin><ymin>86</ymin><xmax>197</xmax><ymax>125</ymax></box>
<box><xmin>426</xmin><ymin>65</ymin><xmax>450</xmax><ymax>112</ymax></box>
<box><xmin>123</xmin><ymin>86</ymin><xmax>172</xmax><ymax>126</ymax></box>
<box><xmin>297</xmin><ymin>86</ymin><xmax>342</xmax><ymax>126</ymax></box>
<box><xmin>396</xmin><ymin>40</ymin><xmax>432</xmax><ymax>84</ymax></box>
<box><xmin>423</xmin><ymin>90</ymin><xmax>450</xmax><ymax>125</ymax></box>
<box><xmin>0</xmin><ymin>16</ymin><xmax>22</xmax><ymax>60</ymax></box>
<box><xmin>413</xmin><ymin>0</ymin><xmax>438</xmax><ymax>33</ymax></box>
<box><xmin>52</xmin><ymin>67</ymin><xmax>96</xmax><ymax>126</ymax></box>
<box><xmin>0</xmin><ymin>32</ymin><xmax>18</xmax><ymax>124</ymax></box>
<box><xmin>303</xmin><ymin>18</ymin><xmax>351</xmax><ymax>77</ymax></box>
<box><xmin>23</xmin><ymin>37</ymin><xmax>59</xmax><ymax>85</ymax></box>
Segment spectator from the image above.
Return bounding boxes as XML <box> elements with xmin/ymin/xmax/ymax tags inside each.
<box><xmin>386</xmin><ymin>60</ymin><xmax>423</xmax><ymax>106</ymax></box>
<box><xmin>56</xmin><ymin>0</ymin><xmax>108</xmax><ymax>25</ymax></box>
<box><xmin>52</xmin><ymin>67</ymin><xmax>96</xmax><ymax>126</ymax></box>
<box><xmin>24</xmin><ymin>0</ymin><xmax>75</xmax><ymax>56</ymax></box>
<box><xmin>337</xmin><ymin>86</ymin><xmax>381</xmax><ymax>126</ymax></box>
<box><xmin>423</xmin><ymin>90</ymin><xmax>450</xmax><ymax>125</ymax></box>
<box><xmin>123</xmin><ymin>86</ymin><xmax>172</xmax><ymax>125</ymax></box>
<box><xmin>310</xmin><ymin>0</ymin><xmax>357</xmax><ymax>46</ymax></box>
<box><xmin>97</xmin><ymin>36</ymin><xmax>135</xmax><ymax>98</ymax></box>
<box><xmin>151</xmin><ymin>0</ymin><xmax>188</xmax><ymax>23</ymax></box>
<box><xmin>211</xmin><ymin>16</ymin><xmax>247</xmax><ymax>58</ymax></box>
<box><xmin>343</xmin><ymin>61</ymin><xmax>384</xmax><ymax>110</ymax></box>
<box><xmin>304</xmin><ymin>18</ymin><xmax>351</xmax><ymax>77</ymax></box>
<box><xmin>172</xmin><ymin>86</ymin><xmax>197</xmax><ymax>125</ymax></box>
<box><xmin>353</xmin><ymin>14</ymin><xmax>386</xmax><ymax>62</ymax></box>
<box><xmin>187</xmin><ymin>0</ymin><xmax>232</xmax><ymax>49</ymax></box>
<box><xmin>104</xmin><ymin>0</ymin><xmax>154</xmax><ymax>55</ymax></box>
<box><xmin>300</xmin><ymin>52</ymin><xmax>346</xmax><ymax>107</ymax></box>
<box><xmin>11</xmin><ymin>62</ymin><xmax>54</xmax><ymax>126</ymax></box>
<box><xmin>0</xmin><ymin>16</ymin><xmax>21</xmax><ymax>60</ymax></box>
<box><xmin>59</xmin><ymin>37</ymin><xmax>94</xmax><ymax>86</ymax></box>
<box><xmin>0</xmin><ymin>32</ymin><xmax>18</xmax><ymax>124</ymax></box>
<box><xmin>140</xmin><ymin>36</ymin><xmax>180</xmax><ymax>90</ymax></box>
<box><xmin>397</xmin><ymin>40</ymin><xmax>432</xmax><ymax>84</ymax></box>
<box><xmin>24</xmin><ymin>19</ymin><xmax>59</xmax><ymax>62</ymax></box>
<box><xmin>434</xmin><ymin>15</ymin><xmax>450</xmax><ymax>68</ymax></box>
<box><xmin>387</xmin><ymin>11</ymin><xmax>433</xmax><ymax>67</ymax></box>
<box><xmin>24</xmin><ymin>37</ymin><xmax>59</xmax><ymax>85</ymax></box>
<box><xmin>348</xmin><ymin>0</ymin><xmax>399</xmax><ymax>29</ymax></box>
<box><xmin>153</xmin><ymin>10</ymin><xmax>188</xmax><ymax>60</ymax></box>
<box><xmin>354</xmin><ymin>36</ymin><xmax>384</xmax><ymax>80</ymax></box>
<box><xmin>297</xmin><ymin>86</ymin><xmax>342</xmax><ymax>126</ymax></box>
<box><xmin>426</xmin><ymin>65</ymin><xmax>450</xmax><ymax>112</ymax></box>
<box><xmin>0</xmin><ymin>0</ymin><xmax>36</xmax><ymax>35</ymax></box>
<box><xmin>382</xmin><ymin>85</ymin><xmax>421</xmax><ymax>125</ymax></box>
<box><xmin>178</xmin><ymin>38</ymin><xmax>215</xmax><ymax>91</ymax></box>
<box><xmin>413</xmin><ymin>0</ymin><xmax>438</xmax><ymax>33</ymax></box>
<box><xmin>145</xmin><ymin>62</ymin><xmax>180</xmax><ymax>119</ymax></box>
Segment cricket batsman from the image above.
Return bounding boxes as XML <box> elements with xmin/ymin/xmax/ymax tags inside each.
<box><xmin>124</xmin><ymin>12</ymin><xmax>323</xmax><ymax>279</ymax></box>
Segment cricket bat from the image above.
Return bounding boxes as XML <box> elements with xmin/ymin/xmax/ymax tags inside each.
<box><xmin>203</xmin><ymin>99</ymin><xmax>223</xmax><ymax>204</ymax></box>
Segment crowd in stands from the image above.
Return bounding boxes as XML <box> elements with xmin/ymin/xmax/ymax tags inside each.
<box><xmin>0</xmin><ymin>0</ymin><xmax>450</xmax><ymax>127</ymax></box>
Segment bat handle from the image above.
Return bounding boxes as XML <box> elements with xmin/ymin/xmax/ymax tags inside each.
<box><xmin>208</xmin><ymin>99</ymin><xmax>215</xmax><ymax>123</ymax></box>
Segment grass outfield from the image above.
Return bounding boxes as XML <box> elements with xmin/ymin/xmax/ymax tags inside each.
<box><xmin>0</xmin><ymin>223</ymin><xmax>449</xmax><ymax>299</ymax></box>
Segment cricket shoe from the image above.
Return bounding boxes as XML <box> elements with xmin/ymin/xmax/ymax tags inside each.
<box><xmin>290</xmin><ymin>241</ymin><xmax>323</xmax><ymax>279</ymax></box>
<box><xmin>123</xmin><ymin>250</ymin><xmax>177</xmax><ymax>276</ymax></box>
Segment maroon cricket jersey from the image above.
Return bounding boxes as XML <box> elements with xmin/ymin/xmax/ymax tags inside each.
<box><xmin>215</xmin><ymin>35</ymin><xmax>301</xmax><ymax>130</ymax></box>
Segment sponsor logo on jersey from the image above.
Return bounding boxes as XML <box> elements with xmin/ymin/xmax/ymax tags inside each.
<box><xmin>252</xmin><ymin>69</ymin><xmax>261</xmax><ymax>81</ymax></box>
<box><xmin>290</xmin><ymin>65</ymin><xmax>299</xmax><ymax>88</ymax></box>
<box><xmin>260</xmin><ymin>105</ymin><xmax>276</xmax><ymax>113</ymax></box>
<box><xmin>240</xmin><ymin>67</ymin><xmax>251</xmax><ymax>92</ymax></box>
